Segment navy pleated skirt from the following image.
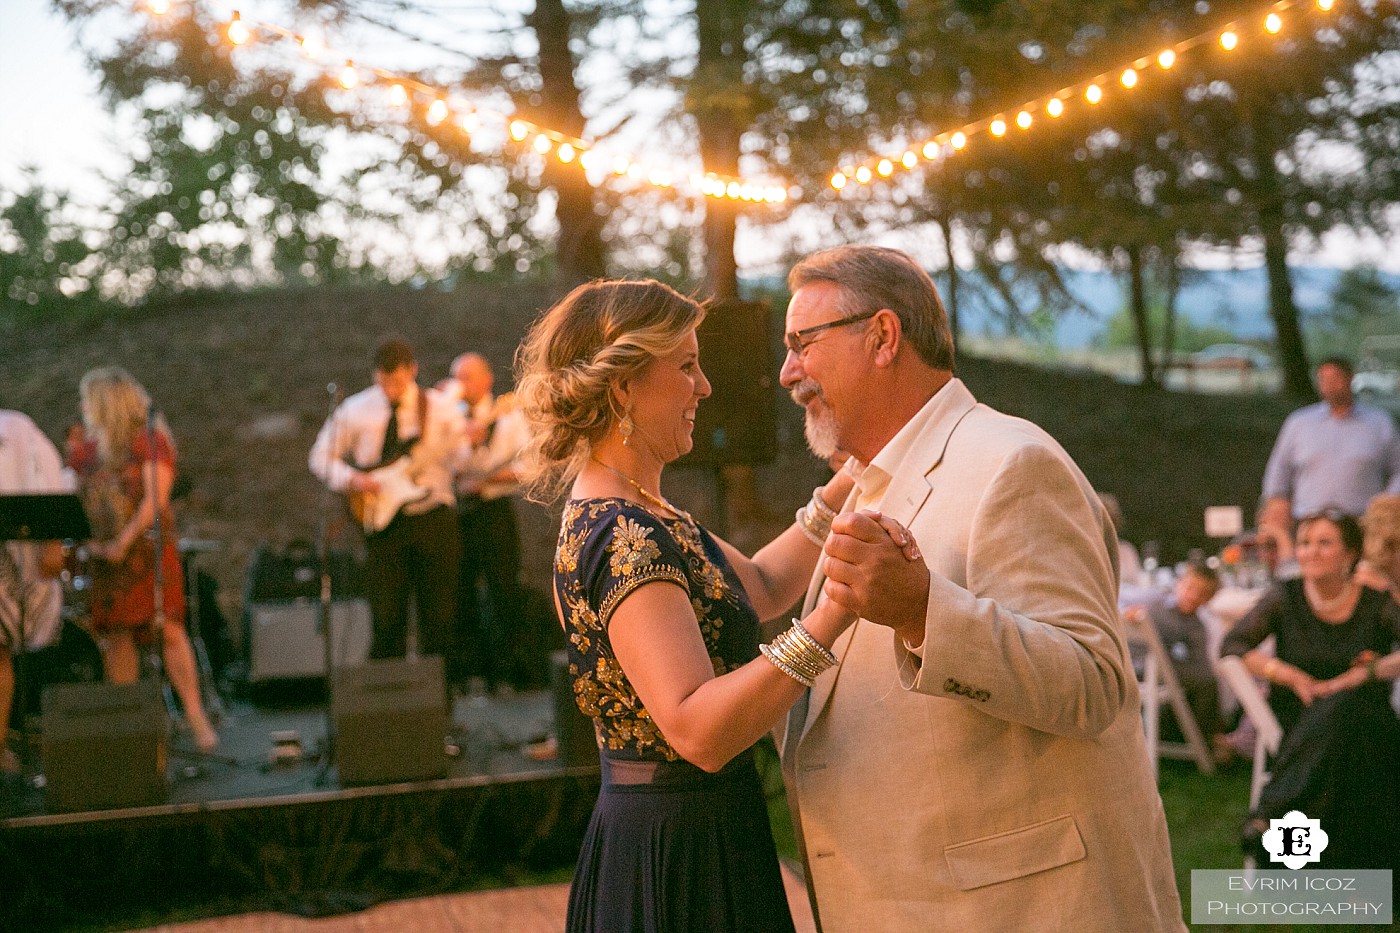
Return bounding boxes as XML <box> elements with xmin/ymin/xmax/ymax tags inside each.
<box><xmin>566</xmin><ymin>749</ymin><xmax>798</xmax><ymax>933</ymax></box>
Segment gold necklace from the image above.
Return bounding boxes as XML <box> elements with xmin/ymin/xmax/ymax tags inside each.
<box><xmin>591</xmin><ymin>458</ymin><xmax>692</xmax><ymax>523</ymax></box>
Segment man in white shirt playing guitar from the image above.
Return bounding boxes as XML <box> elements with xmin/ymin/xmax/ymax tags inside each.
<box><xmin>310</xmin><ymin>339</ymin><xmax>466</xmax><ymax>665</ymax></box>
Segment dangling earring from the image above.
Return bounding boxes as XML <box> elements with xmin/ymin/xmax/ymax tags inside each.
<box><xmin>620</xmin><ymin>407</ymin><xmax>635</xmax><ymax>447</ymax></box>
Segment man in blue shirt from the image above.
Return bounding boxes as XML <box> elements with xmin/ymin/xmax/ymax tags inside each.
<box><xmin>1262</xmin><ymin>357</ymin><xmax>1400</xmax><ymax>524</ymax></box>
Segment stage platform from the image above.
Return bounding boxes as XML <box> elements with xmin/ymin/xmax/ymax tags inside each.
<box><xmin>0</xmin><ymin>688</ymin><xmax>602</xmax><ymax>932</ymax></box>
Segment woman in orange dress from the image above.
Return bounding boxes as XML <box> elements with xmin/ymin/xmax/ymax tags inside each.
<box><xmin>69</xmin><ymin>367</ymin><xmax>217</xmax><ymax>752</ymax></box>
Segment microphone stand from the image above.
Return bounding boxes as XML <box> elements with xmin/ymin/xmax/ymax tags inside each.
<box><xmin>314</xmin><ymin>383</ymin><xmax>343</xmax><ymax>786</ymax></box>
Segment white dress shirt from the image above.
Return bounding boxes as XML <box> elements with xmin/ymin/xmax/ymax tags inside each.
<box><xmin>309</xmin><ymin>382</ymin><xmax>466</xmax><ymax>512</ymax></box>
<box><xmin>455</xmin><ymin>393</ymin><xmax>530</xmax><ymax>502</ymax></box>
<box><xmin>0</xmin><ymin>410</ymin><xmax>68</xmax><ymax>650</ymax></box>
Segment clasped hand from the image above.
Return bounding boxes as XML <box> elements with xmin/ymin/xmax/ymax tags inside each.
<box><xmin>821</xmin><ymin>509</ymin><xmax>929</xmax><ymax>646</ymax></box>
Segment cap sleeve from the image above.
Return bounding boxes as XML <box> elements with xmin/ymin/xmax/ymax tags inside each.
<box><xmin>580</xmin><ymin>504</ymin><xmax>691</xmax><ymax>629</ymax></box>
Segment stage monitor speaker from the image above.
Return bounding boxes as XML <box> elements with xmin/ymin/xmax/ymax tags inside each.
<box><xmin>41</xmin><ymin>681</ymin><xmax>168</xmax><ymax>813</ymax></box>
<box><xmin>550</xmin><ymin>651</ymin><xmax>597</xmax><ymax>769</ymax></box>
<box><xmin>332</xmin><ymin>656</ymin><xmax>448</xmax><ymax>785</ymax></box>
<box><xmin>245</xmin><ymin>598</ymin><xmax>372</xmax><ymax>683</ymax></box>
<box><xmin>681</xmin><ymin>299</ymin><xmax>778</xmax><ymax>467</ymax></box>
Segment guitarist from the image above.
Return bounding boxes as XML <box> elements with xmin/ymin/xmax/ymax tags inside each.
<box><xmin>443</xmin><ymin>353</ymin><xmax>531</xmax><ymax>694</ymax></box>
<box><xmin>309</xmin><ymin>338</ymin><xmax>465</xmax><ymax>665</ymax></box>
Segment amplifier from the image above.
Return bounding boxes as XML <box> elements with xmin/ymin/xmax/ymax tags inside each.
<box><xmin>245</xmin><ymin>599</ymin><xmax>372</xmax><ymax>683</ymax></box>
<box><xmin>42</xmin><ymin>681</ymin><xmax>168</xmax><ymax>812</ymax></box>
<box><xmin>332</xmin><ymin>657</ymin><xmax>448</xmax><ymax>785</ymax></box>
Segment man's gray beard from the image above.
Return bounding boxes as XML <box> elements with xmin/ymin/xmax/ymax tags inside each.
<box><xmin>804</xmin><ymin>408</ymin><xmax>839</xmax><ymax>460</ymax></box>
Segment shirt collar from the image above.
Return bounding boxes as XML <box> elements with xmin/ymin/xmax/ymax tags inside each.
<box><xmin>855</xmin><ymin>379</ymin><xmax>954</xmax><ymax>507</ymax></box>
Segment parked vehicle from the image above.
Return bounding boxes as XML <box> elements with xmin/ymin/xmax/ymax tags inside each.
<box><xmin>1354</xmin><ymin>335</ymin><xmax>1400</xmax><ymax>400</ymax></box>
<box><xmin>1188</xmin><ymin>343</ymin><xmax>1273</xmax><ymax>370</ymax></box>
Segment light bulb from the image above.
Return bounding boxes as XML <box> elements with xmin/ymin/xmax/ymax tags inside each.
<box><xmin>1265</xmin><ymin>13</ymin><xmax>1282</xmax><ymax>33</ymax></box>
<box><xmin>510</xmin><ymin>121</ymin><xmax>530</xmax><ymax>141</ymax></box>
<box><xmin>427</xmin><ymin>99</ymin><xmax>448</xmax><ymax>125</ymax></box>
<box><xmin>950</xmin><ymin>132</ymin><xmax>967</xmax><ymax>150</ymax></box>
<box><xmin>989</xmin><ymin>118</ymin><xmax>1008</xmax><ymax>137</ymax></box>
<box><xmin>1158</xmin><ymin>50</ymin><xmax>1176</xmax><ymax>69</ymax></box>
<box><xmin>831</xmin><ymin>172</ymin><xmax>848</xmax><ymax>190</ymax></box>
<box><xmin>1085</xmin><ymin>84</ymin><xmax>1103</xmax><ymax>104</ymax></box>
<box><xmin>558</xmin><ymin>143</ymin><xmax>576</xmax><ymax>163</ymax></box>
<box><xmin>1221</xmin><ymin>30</ymin><xmax>1239</xmax><ymax>51</ymax></box>
<box><xmin>855</xmin><ymin>166</ymin><xmax>873</xmax><ymax>184</ymax></box>
<box><xmin>1047</xmin><ymin>98</ymin><xmax>1065</xmax><ymax>118</ymax></box>
<box><xmin>1016</xmin><ymin>111</ymin><xmax>1032</xmax><ymax>129</ymax></box>
<box><xmin>1121</xmin><ymin>68</ymin><xmax>1138</xmax><ymax>89</ymax></box>
<box><xmin>922</xmin><ymin>141</ymin><xmax>940</xmax><ymax>159</ymax></box>
<box><xmin>877</xmin><ymin>159</ymin><xmax>894</xmax><ymax>176</ymax></box>
<box><xmin>227</xmin><ymin>13</ymin><xmax>251</xmax><ymax>45</ymax></box>
<box><xmin>533</xmin><ymin>134</ymin><xmax>552</xmax><ymax>153</ymax></box>
<box><xmin>902</xmin><ymin>151</ymin><xmax>917</xmax><ymax>168</ymax></box>
<box><xmin>338</xmin><ymin>62</ymin><xmax>359</xmax><ymax>90</ymax></box>
<box><xmin>148</xmin><ymin>0</ymin><xmax>171</xmax><ymax>15</ymax></box>
<box><xmin>389</xmin><ymin>84</ymin><xmax>408</xmax><ymax>107</ymax></box>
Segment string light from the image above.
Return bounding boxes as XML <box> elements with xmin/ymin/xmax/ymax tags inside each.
<box><xmin>824</xmin><ymin>0</ymin><xmax>1347</xmax><ymax>195</ymax></box>
<box><xmin>226</xmin><ymin>12</ymin><xmax>251</xmax><ymax>45</ymax></box>
<box><xmin>922</xmin><ymin>141</ymin><xmax>940</xmax><ymax>159</ymax></box>
<box><xmin>165</xmin><ymin>3</ymin><xmax>778</xmax><ymax>203</ymax></box>
<box><xmin>902</xmin><ymin>150</ymin><xmax>918</xmax><ymax>168</ymax></box>
<box><xmin>830</xmin><ymin>172</ymin><xmax>847</xmax><ymax>190</ymax></box>
<box><xmin>877</xmin><ymin>158</ymin><xmax>894</xmax><ymax>176</ymax></box>
<box><xmin>855</xmin><ymin>166</ymin><xmax>873</xmax><ymax>184</ymax></box>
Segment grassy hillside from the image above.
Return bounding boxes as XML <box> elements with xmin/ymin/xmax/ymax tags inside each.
<box><xmin>2</xmin><ymin>286</ymin><xmax>1295</xmax><ymax>628</ymax></box>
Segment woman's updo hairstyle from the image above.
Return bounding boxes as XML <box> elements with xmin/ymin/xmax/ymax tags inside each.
<box><xmin>514</xmin><ymin>278</ymin><xmax>705</xmax><ymax>501</ymax></box>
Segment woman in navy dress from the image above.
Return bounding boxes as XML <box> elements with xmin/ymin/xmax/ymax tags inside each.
<box><xmin>515</xmin><ymin>279</ymin><xmax>913</xmax><ymax>932</ymax></box>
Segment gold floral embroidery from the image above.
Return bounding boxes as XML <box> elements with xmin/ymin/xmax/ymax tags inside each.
<box><xmin>554</xmin><ymin>497</ymin><xmax>755</xmax><ymax>763</ymax></box>
<box><xmin>607</xmin><ymin>516</ymin><xmax>663</xmax><ymax>578</ymax></box>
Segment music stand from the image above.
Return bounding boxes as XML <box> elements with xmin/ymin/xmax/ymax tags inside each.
<box><xmin>0</xmin><ymin>494</ymin><xmax>91</xmax><ymax>775</ymax></box>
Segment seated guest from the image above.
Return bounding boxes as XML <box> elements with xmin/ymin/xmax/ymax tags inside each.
<box><xmin>1099</xmin><ymin>492</ymin><xmax>1147</xmax><ymax>591</ymax></box>
<box><xmin>1127</xmin><ymin>561</ymin><xmax>1228</xmax><ymax>759</ymax></box>
<box><xmin>0</xmin><ymin>410</ymin><xmax>69</xmax><ymax>773</ymax></box>
<box><xmin>1222</xmin><ymin>510</ymin><xmax>1400</xmax><ymax>869</ymax></box>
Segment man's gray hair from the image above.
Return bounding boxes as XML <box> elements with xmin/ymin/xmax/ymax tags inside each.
<box><xmin>788</xmin><ymin>245</ymin><xmax>955</xmax><ymax>370</ymax></box>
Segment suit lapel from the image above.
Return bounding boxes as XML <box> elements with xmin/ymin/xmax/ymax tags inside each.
<box><xmin>796</xmin><ymin>379</ymin><xmax>980</xmax><ymax>742</ymax></box>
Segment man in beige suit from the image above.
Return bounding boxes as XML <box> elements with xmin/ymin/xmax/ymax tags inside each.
<box><xmin>778</xmin><ymin>246</ymin><xmax>1185</xmax><ymax>932</ymax></box>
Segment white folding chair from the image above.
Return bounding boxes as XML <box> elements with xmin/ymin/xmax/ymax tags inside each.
<box><xmin>1123</xmin><ymin>612</ymin><xmax>1216</xmax><ymax>780</ymax></box>
<box><xmin>1217</xmin><ymin>655</ymin><xmax>1285</xmax><ymax>868</ymax></box>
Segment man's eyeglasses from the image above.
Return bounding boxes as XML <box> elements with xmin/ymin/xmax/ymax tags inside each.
<box><xmin>783</xmin><ymin>310</ymin><xmax>879</xmax><ymax>357</ymax></box>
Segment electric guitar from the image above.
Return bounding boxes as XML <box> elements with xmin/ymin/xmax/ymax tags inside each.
<box><xmin>346</xmin><ymin>457</ymin><xmax>431</xmax><ymax>534</ymax></box>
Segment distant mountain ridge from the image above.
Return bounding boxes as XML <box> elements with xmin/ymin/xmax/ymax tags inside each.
<box><xmin>743</xmin><ymin>265</ymin><xmax>1400</xmax><ymax>348</ymax></box>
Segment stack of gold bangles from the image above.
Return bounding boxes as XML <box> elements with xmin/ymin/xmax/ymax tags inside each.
<box><xmin>760</xmin><ymin>618</ymin><xmax>839</xmax><ymax>687</ymax></box>
<box><xmin>796</xmin><ymin>487</ymin><xmax>838</xmax><ymax>547</ymax></box>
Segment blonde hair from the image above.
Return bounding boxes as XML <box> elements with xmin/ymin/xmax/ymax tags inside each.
<box><xmin>1363</xmin><ymin>494</ymin><xmax>1400</xmax><ymax>581</ymax></box>
<box><xmin>79</xmin><ymin>366</ymin><xmax>175</xmax><ymax>467</ymax></box>
<box><xmin>514</xmin><ymin>279</ymin><xmax>705</xmax><ymax>502</ymax></box>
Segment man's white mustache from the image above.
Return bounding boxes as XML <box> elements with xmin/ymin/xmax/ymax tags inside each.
<box><xmin>791</xmin><ymin>380</ymin><xmax>822</xmax><ymax>405</ymax></box>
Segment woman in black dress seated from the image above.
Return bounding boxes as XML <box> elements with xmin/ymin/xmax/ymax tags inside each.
<box><xmin>515</xmin><ymin>279</ymin><xmax>913</xmax><ymax>933</ymax></box>
<box><xmin>1222</xmin><ymin>510</ymin><xmax>1400</xmax><ymax>869</ymax></box>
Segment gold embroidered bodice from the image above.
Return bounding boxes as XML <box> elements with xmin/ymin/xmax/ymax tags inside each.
<box><xmin>555</xmin><ymin>498</ymin><xmax>759</xmax><ymax>761</ymax></box>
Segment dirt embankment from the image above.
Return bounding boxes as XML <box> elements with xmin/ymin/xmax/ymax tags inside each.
<box><xmin>2</xmin><ymin>286</ymin><xmax>1294</xmax><ymax>632</ymax></box>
